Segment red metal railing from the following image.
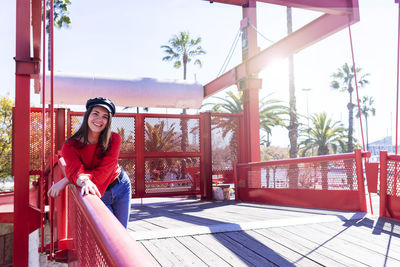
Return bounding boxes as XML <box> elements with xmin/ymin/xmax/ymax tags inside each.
<box><xmin>379</xmin><ymin>151</ymin><xmax>400</xmax><ymax>219</ymax></box>
<box><xmin>67</xmin><ymin>185</ymin><xmax>156</xmax><ymax>266</ymax></box>
<box><xmin>46</xmin><ymin>160</ymin><xmax>156</xmax><ymax>265</ymax></box>
<box><xmin>235</xmin><ymin>150</ymin><xmax>369</xmax><ymax>212</ymax></box>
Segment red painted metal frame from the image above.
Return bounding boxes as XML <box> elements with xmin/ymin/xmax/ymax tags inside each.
<box><xmin>67</xmin><ymin>185</ymin><xmax>156</xmax><ymax>266</ymax></box>
<box><xmin>204</xmin><ymin>0</ymin><xmax>359</xmax><ymax>97</ymax></box>
<box><xmin>236</xmin><ymin>150</ymin><xmax>369</xmax><ymax>212</ymax></box>
<box><xmin>379</xmin><ymin>151</ymin><xmax>400</xmax><ymax>219</ymax></box>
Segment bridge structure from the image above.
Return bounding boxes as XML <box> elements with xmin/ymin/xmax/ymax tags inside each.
<box><xmin>1</xmin><ymin>0</ymin><xmax>400</xmax><ymax>266</ymax></box>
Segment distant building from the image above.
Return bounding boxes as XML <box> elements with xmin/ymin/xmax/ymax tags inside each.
<box><xmin>368</xmin><ymin>136</ymin><xmax>397</xmax><ymax>162</ymax></box>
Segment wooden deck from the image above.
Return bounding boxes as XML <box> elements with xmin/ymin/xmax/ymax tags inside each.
<box><xmin>128</xmin><ymin>196</ymin><xmax>400</xmax><ymax>267</ymax></box>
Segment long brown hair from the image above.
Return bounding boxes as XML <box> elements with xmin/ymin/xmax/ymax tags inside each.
<box><xmin>69</xmin><ymin>106</ymin><xmax>113</xmax><ymax>158</ymax></box>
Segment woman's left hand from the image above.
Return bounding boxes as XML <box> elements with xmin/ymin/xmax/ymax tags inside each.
<box><xmin>80</xmin><ymin>179</ymin><xmax>101</xmax><ymax>198</ymax></box>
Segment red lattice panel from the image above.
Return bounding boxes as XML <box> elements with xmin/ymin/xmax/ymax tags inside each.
<box><xmin>387</xmin><ymin>159</ymin><xmax>400</xmax><ymax>197</ymax></box>
<box><xmin>144</xmin><ymin>157</ymin><xmax>200</xmax><ymax>194</ymax></box>
<box><xmin>112</xmin><ymin>116</ymin><xmax>135</xmax><ymax>153</ymax></box>
<box><xmin>211</xmin><ymin>115</ymin><xmax>239</xmax><ymax>172</ymax></box>
<box><xmin>144</xmin><ymin>117</ymin><xmax>200</xmax><ymax>152</ymax></box>
<box><xmin>118</xmin><ymin>158</ymin><xmax>136</xmax><ymax>196</ymax></box>
<box><xmin>239</xmin><ymin>159</ymin><xmax>357</xmax><ymax>191</ymax></box>
<box><xmin>68</xmin><ymin>192</ymin><xmax>107</xmax><ymax>266</ymax></box>
<box><xmin>29</xmin><ymin>110</ymin><xmax>56</xmax><ymax>172</ymax></box>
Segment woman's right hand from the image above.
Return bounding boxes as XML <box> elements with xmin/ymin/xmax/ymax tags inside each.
<box><xmin>80</xmin><ymin>179</ymin><xmax>101</xmax><ymax>198</ymax></box>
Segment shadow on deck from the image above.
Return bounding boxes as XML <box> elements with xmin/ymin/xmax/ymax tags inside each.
<box><xmin>127</xmin><ymin>197</ymin><xmax>400</xmax><ymax>267</ymax></box>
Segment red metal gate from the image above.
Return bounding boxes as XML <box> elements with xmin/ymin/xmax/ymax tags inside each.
<box><xmin>235</xmin><ymin>150</ymin><xmax>369</xmax><ymax>212</ymax></box>
<box><xmin>379</xmin><ymin>151</ymin><xmax>400</xmax><ymax>219</ymax></box>
<box><xmin>67</xmin><ymin>111</ymin><xmax>205</xmax><ymax>198</ymax></box>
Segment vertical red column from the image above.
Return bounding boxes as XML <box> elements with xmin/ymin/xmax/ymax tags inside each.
<box><xmin>135</xmin><ymin>114</ymin><xmax>145</xmax><ymax>198</ymax></box>
<box><xmin>241</xmin><ymin>0</ymin><xmax>261</xmax><ymax>164</ymax></box>
<box><xmin>201</xmin><ymin>112</ymin><xmax>212</xmax><ymax>200</ymax></box>
<box><xmin>14</xmin><ymin>0</ymin><xmax>31</xmax><ymax>265</ymax></box>
<box><xmin>379</xmin><ymin>151</ymin><xmax>388</xmax><ymax>217</ymax></box>
<box><xmin>354</xmin><ymin>149</ymin><xmax>367</xmax><ymax>212</ymax></box>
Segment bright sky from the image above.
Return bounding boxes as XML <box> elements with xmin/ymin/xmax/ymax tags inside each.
<box><xmin>0</xmin><ymin>0</ymin><xmax>398</xmax><ymax>148</ymax></box>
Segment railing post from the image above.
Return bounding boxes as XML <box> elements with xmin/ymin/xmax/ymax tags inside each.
<box><xmin>355</xmin><ymin>149</ymin><xmax>367</xmax><ymax>212</ymax></box>
<box><xmin>379</xmin><ymin>150</ymin><xmax>388</xmax><ymax>217</ymax></box>
<box><xmin>233</xmin><ymin>162</ymin><xmax>239</xmax><ymax>201</ymax></box>
<box><xmin>135</xmin><ymin>114</ymin><xmax>145</xmax><ymax>198</ymax></box>
<box><xmin>201</xmin><ymin>112</ymin><xmax>213</xmax><ymax>200</ymax></box>
<box><xmin>56</xmin><ymin>108</ymin><xmax>65</xmax><ymax>151</ymax></box>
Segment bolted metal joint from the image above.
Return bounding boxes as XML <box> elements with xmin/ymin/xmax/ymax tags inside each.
<box><xmin>14</xmin><ymin>57</ymin><xmax>40</xmax><ymax>77</ymax></box>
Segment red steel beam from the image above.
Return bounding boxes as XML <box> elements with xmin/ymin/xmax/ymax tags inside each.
<box><xmin>206</xmin><ymin>0</ymin><xmax>353</xmax><ymax>15</ymax></box>
<box><xmin>204</xmin><ymin>10</ymin><xmax>358</xmax><ymax>97</ymax></box>
<box><xmin>14</xmin><ymin>0</ymin><xmax>32</xmax><ymax>265</ymax></box>
<box><xmin>32</xmin><ymin>0</ymin><xmax>41</xmax><ymax>93</ymax></box>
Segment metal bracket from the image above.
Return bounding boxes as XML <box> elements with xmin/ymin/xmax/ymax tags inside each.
<box><xmin>15</xmin><ymin>57</ymin><xmax>40</xmax><ymax>77</ymax></box>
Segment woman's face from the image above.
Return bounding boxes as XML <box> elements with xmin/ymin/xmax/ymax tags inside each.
<box><xmin>88</xmin><ymin>106</ymin><xmax>109</xmax><ymax>134</ymax></box>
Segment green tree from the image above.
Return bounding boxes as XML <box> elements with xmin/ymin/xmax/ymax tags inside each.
<box><xmin>203</xmin><ymin>91</ymin><xmax>287</xmax><ymax>146</ymax></box>
<box><xmin>161</xmin><ymin>31</ymin><xmax>205</xmax><ymax>82</ymax></box>
<box><xmin>355</xmin><ymin>95</ymin><xmax>376</xmax><ymax>151</ymax></box>
<box><xmin>330</xmin><ymin>63</ymin><xmax>369</xmax><ymax>152</ymax></box>
<box><xmin>46</xmin><ymin>0</ymin><xmax>71</xmax><ymax>70</ymax></box>
<box><xmin>0</xmin><ymin>97</ymin><xmax>14</xmax><ymax>178</ymax></box>
<box><xmin>298</xmin><ymin>112</ymin><xmax>347</xmax><ymax>156</ymax></box>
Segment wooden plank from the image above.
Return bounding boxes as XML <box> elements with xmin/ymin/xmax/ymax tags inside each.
<box><xmin>316</xmin><ymin>221</ymin><xmax>400</xmax><ymax>258</ymax></box>
<box><xmin>140</xmin><ymin>240</ymin><xmax>172</xmax><ymax>267</ymax></box>
<box><xmin>211</xmin><ymin>233</ymin><xmax>277</xmax><ymax>266</ymax></box>
<box><xmin>176</xmin><ymin>236</ymin><xmax>231</xmax><ymax>267</ymax></box>
<box><xmin>225</xmin><ymin>230</ymin><xmax>320</xmax><ymax>266</ymax></box>
<box><xmin>282</xmin><ymin>223</ymin><xmax>400</xmax><ymax>266</ymax></box>
<box><xmin>145</xmin><ymin>238</ymin><xmax>207</xmax><ymax>267</ymax></box>
<box><xmin>193</xmin><ymin>234</ymin><xmax>254</xmax><ymax>267</ymax></box>
<box><xmin>256</xmin><ymin>227</ymin><xmax>368</xmax><ymax>266</ymax></box>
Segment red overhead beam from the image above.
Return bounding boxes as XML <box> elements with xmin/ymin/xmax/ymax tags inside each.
<box><xmin>204</xmin><ymin>4</ymin><xmax>359</xmax><ymax>97</ymax></box>
<box><xmin>207</xmin><ymin>0</ymin><xmax>353</xmax><ymax>15</ymax></box>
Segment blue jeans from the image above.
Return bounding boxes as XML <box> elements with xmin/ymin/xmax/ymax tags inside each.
<box><xmin>100</xmin><ymin>170</ymin><xmax>131</xmax><ymax>228</ymax></box>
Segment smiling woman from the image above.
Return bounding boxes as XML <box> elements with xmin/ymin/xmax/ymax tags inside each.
<box><xmin>47</xmin><ymin>97</ymin><xmax>132</xmax><ymax>228</ymax></box>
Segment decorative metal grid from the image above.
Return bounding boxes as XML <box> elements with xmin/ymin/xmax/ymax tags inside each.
<box><xmin>118</xmin><ymin>158</ymin><xmax>136</xmax><ymax>195</ymax></box>
<box><xmin>68</xmin><ymin>192</ymin><xmax>108</xmax><ymax>267</ymax></box>
<box><xmin>144</xmin><ymin>157</ymin><xmax>200</xmax><ymax>194</ymax></box>
<box><xmin>211</xmin><ymin>115</ymin><xmax>239</xmax><ymax>172</ymax></box>
<box><xmin>69</xmin><ymin>115</ymin><xmax>135</xmax><ymax>153</ymax></box>
<box><xmin>144</xmin><ymin>117</ymin><xmax>200</xmax><ymax>152</ymax></box>
<box><xmin>386</xmin><ymin>159</ymin><xmax>400</xmax><ymax>197</ymax></box>
<box><xmin>29</xmin><ymin>110</ymin><xmax>56</xmax><ymax>172</ymax></box>
<box><xmin>240</xmin><ymin>159</ymin><xmax>358</xmax><ymax>190</ymax></box>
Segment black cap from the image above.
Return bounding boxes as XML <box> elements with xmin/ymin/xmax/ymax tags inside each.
<box><xmin>86</xmin><ymin>97</ymin><xmax>116</xmax><ymax>116</ymax></box>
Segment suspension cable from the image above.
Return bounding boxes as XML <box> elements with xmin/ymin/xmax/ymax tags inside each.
<box><xmin>348</xmin><ymin>26</ymin><xmax>366</xmax><ymax>152</ymax></box>
<box><xmin>396</xmin><ymin>2</ymin><xmax>400</xmax><ymax>154</ymax></box>
<box><xmin>248</xmin><ymin>21</ymin><xmax>275</xmax><ymax>44</ymax></box>
<box><xmin>348</xmin><ymin>24</ymin><xmax>374</xmax><ymax>215</ymax></box>
<box><xmin>217</xmin><ymin>29</ymin><xmax>242</xmax><ymax>77</ymax></box>
<box><xmin>40</xmin><ymin>0</ymin><xmax>47</xmax><ymax>253</ymax></box>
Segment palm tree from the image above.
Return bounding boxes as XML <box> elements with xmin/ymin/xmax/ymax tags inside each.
<box><xmin>330</xmin><ymin>63</ymin><xmax>369</xmax><ymax>152</ymax></box>
<box><xmin>46</xmin><ymin>0</ymin><xmax>71</xmax><ymax>70</ymax></box>
<box><xmin>161</xmin><ymin>31</ymin><xmax>205</xmax><ymax>82</ymax></box>
<box><xmin>298</xmin><ymin>113</ymin><xmax>347</xmax><ymax>156</ymax></box>
<box><xmin>355</xmin><ymin>96</ymin><xmax>376</xmax><ymax>151</ymax></box>
<box><xmin>287</xmin><ymin>7</ymin><xmax>298</xmax><ymax>159</ymax></box>
<box><xmin>203</xmin><ymin>91</ymin><xmax>287</xmax><ymax>146</ymax></box>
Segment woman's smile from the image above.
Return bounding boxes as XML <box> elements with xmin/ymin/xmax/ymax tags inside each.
<box><xmin>88</xmin><ymin>106</ymin><xmax>109</xmax><ymax>134</ymax></box>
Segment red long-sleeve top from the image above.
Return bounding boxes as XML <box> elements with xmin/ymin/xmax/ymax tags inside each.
<box><xmin>62</xmin><ymin>132</ymin><xmax>122</xmax><ymax>197</ymax></box>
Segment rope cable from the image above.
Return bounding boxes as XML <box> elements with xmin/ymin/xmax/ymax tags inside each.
<box><xmin>217</xmin><ymin>29</ymin><xmax>242</xmax><ymax>77</ymax></box>
<box><xmin>348</xmin><ymin>24</ymin><xmax>373</xmax><ymax>214</ymax></box>
<box><xmin>248</xmin><ymin>22</ymin><xmax>275</xmax><ymax>44</ymax></box>
<box><xmin>396</xmin><ymin>2</ymin><xmax>400</xmax><ymax>154</ymax></box>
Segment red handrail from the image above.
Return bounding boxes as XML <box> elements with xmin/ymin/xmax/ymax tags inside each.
<box><xmin>237</xmin><ymin>151</ymin><xmax>371</xmax><ymax>168</ymax></box>
<box><xmin>68</xmin><ymin>185</ymin><xmax>156</xmax><ymax>266</ymax></box>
